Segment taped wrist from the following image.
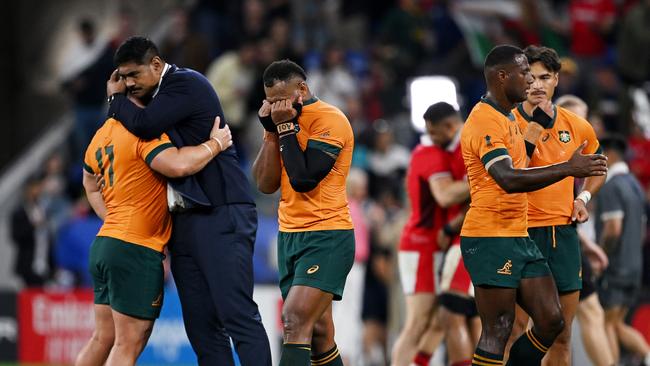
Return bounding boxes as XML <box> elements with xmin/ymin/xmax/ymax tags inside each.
<box><xmin>532</xmin><ymin>108</ymin><xmax>553</xmax><ymax>128</ymax></box>
<box><xmin>258</xmin><ymin>115</ymin><xmax>277</xmax><ymax>133</ymax></box>
<box><xmin>525</xmin><ymin>141</ymin><xmax>536</xmax><ymax>158</ymax></box>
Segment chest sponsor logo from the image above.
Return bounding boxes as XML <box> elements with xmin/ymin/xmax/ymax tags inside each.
<box><xmin>559</xmin><ymin>130</ymin><xmax>571</xmax><ymax>143</ymax></box>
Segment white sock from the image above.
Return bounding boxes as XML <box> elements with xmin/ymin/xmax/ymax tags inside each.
<box><xmin>644</xmin><ymin>352</ymin><xmax>650</xmax><ymax>366</ymax></box>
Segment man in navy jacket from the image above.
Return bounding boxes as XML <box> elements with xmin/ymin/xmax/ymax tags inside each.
<box><xmin>105</xmin><ymin>36</ymin><xmax>271</xmax><ymax>366</ymax></box>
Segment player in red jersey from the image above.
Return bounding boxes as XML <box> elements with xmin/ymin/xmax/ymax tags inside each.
<box><xmin>392</xmin><ymin>102</ymin><xmax>470</xmax><ymax>366</ymax></box>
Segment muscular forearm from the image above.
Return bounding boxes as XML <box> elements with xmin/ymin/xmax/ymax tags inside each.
<box><xmin>582</xmin><ymin>174</ymin><xmax>606</xmax><ymax>196</ymax></box>
<box><xmin>252</xmin><ymin>132</ymin><xmax>282</xmax><ymax>194</ymax></box>
<box><xmin>174</xmin><ymin>139</ymin><xmax>221</xmax><ymax>176</ymax></box>
<box><xmin>490</xmin><ymin>160</ymin><xmax>570</xmax><ymax>193</ymax></box>
<box><xmin>151</xmin><ymin>138</ymin><xmax>221</xmax><ymax>178</ymax></box>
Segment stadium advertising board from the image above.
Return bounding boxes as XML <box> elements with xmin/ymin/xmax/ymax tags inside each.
<box><xmin>18</xmin><ymin>289</ymin><xmax>94</xmax><ymax>364</ymax></box>
<box><xmin>0</xmin><ymin>291</ymin><xmax>17</xmax><ymax>362</ymax></box>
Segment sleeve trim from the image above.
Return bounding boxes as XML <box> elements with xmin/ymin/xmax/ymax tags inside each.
<box><xmin>145</xmin><ymin>142</ymin><xmax>174</xmax><ymax>166</ymax></box>
<box><xmin>307</xmin><ymin>139</ymin><xmax>341</xmax><ymax>156</ymax></box>
<box><xmin>600</xmin><ymin>210</ymin><xmax>624</xmax><ymax>221</ymax></box>
<box><xmin>83</xmin><ymin>162</ymin><xmax>94</xmax><ymax>174</ymax></box>
<box><xmin>480</xmin><ymin>148</ymin><xmax>509</xmax><ymax>166</ymax></box>
<box><xmin>485</xmin><ymin>155</ymin><xmax>511</xmax><ymax>171</ymax></box>
<box><xmin>428</xmin><ymin>172</ymin><xmax>452</xmax><ymax>181</ymax></box>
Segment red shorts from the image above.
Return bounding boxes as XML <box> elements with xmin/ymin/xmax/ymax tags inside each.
<box><xmin>398</xmin><ymin>249</ymin><xmax>443</xmax><ymax>294</ymax></box>
<box><xmin>440</xmin><ymin>243</ymin><xmax>474</xmax><ymax>297</ymax></box>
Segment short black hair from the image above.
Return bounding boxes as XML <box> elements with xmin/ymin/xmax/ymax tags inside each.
<box><xmin>599</xmin><ymin>134</ymin><xmax>627</xmax><ymax>156</ymax></box>
<box><xmin>524</xmin><ymin>45</ymin><xmax>562</xmax><ymax>73</ymax></box>
<box><xmin>262</xmin><ymin>59</ymin><xmax>307</xmax><ymax>88</ymax></box>
<box><xmin>484</xmin><ymin>45</ymin><xmax>525</xmax><ymax>69</ymax></box>
<box><xmin>79</xmin><ymin>18</ymin><xmax>94</xmax><ymax>34</ymax></box>
<box><xmin>423</xmin><ymin>102</ymin><xmax>458</xmax><ymax>124</ymax></box>
<box><xmin>114</xmin><ymin>36</ymin><xmax>161</xmax><ymax>66</ymax></box>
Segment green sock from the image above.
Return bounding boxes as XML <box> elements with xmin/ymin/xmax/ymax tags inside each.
<box><xmin>506</xmin><ymin>329</ymin><xmax>551</xmax><ymax>365</ymax></box>
<box><xmin>280</xmin><ymin>343</ymin><xmax>312</xmax><ymax>366</ymax></box>
<box><xmin>472</xmin><ymin>348</ymin><xmax>503</xmax><ymax>365</ymax></box>
<box><xmin>311</xmin><ymin>344</ymin><xmax>344</xmax><ymax>366</ymax></box>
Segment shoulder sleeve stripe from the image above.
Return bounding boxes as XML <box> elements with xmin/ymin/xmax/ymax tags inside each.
<box><xmin>83</xmin><ymin>162</ymin><xmax>94</xmax><ymax>174</ymax></box>
<box><xmin>145</xmin><ymin>143</ymin><xmax>174</xmax><ymax>166</ymax></box>
<box><xmin>307</xmin><ymin>139</ymin><xmax>341</xmax><ymax>156</ymax></box>
<box><xmin>480</xmin><ymin>148</ymin><xmax>509</xmax><ymax>167</ymax></box>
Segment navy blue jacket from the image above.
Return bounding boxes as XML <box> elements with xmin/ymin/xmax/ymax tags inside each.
<box><xmin>108</xmin><ymin>65</ymin><xmax>254</xmax><ymax>207</ymax></box>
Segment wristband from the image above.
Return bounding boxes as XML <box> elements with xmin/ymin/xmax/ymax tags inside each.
<box><xmin>525</xmin><ymin>141</ymin><xmax>536</xmax><ymax>158</ymax></box>
<box><xmin>201</xmin><ymin>142</ymin><xmax>214</xmax><ymax>157</ymax></box>
<box><xmin>532</xmin><ymin>107</ymin><xmax>553</xmax><ymax>128</ymax></box>
<box><xmin>211</xmin><ymin>136</ymin><xmax>224</xmax><ymax>152</ymax></box>
<box><xmin>576</xmin><ymin>190</ymin><xmax>591</xmax><ymax>205</ymax></box>
<box><xmin>258</xmin><ymin>114</ymin><xmax>277</xmax><ymax>133</ymax></box>
<box><xmin>277</xmin><ymin>121</ymin><xmax>296</xmax><ymax>137</ymax></box>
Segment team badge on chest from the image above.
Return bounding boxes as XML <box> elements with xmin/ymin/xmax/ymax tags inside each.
<box><xmin>558</xmin><ymin>130</ymin><xmax>571</xmax><ymax>143</ymax></box>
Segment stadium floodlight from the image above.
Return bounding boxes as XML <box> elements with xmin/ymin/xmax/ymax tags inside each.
<box><xmin>409</xmin><ymin>76</ymin><xmax>459</xmax><ymax>133</ymax></box>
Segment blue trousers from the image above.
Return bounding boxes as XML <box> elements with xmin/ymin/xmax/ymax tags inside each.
<box><xmin>170</xmin><ymin>203</ymin><xmax>271</xmax><ymax>366</ymax></box>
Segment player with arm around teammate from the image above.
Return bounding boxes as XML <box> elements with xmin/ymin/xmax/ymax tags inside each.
<box><xmin>76</xmin><ymin>115</ymin><xmax>232</xmax><ymax>366</ymax></box>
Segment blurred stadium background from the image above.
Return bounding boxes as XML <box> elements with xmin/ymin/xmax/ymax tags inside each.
<box><xmin>0</xmin><ymin>0</ymin><xmax>649</xmax><ymax>365</ymax></box>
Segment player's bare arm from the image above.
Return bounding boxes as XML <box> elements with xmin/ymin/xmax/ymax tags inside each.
<box><xmin>600</xmin><ymin>216</ymin><xmax>623</xmax><ymax>255</ymax></box>
<box><xmin>488</xmin><ymin>141</ymin><xmax>607</xmax><ymax>193</ymax></box>
<box><xmin>428</xmin><ymin>176</ymin><xmax>469</xmax><ymax>208</ymax></box>
<box><xmin>150</xmin><ymin>116</ymin><xmax>232</xmax><ymax>178</ymax></box>
<box><xmin>252</xmin><ymin>100</ymin><xmax>282</xmax><ymax>193</ymax></box>
<box><xmin>82</xmin><ymin>171</ymin><xmax>107</xmax><ymax>220</ymax></box>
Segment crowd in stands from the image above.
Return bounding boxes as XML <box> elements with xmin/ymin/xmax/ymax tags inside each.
<box><xmin>9</xmin><ymin>1</ymin><xmax>650</xmax><ymax>364</ymax></box>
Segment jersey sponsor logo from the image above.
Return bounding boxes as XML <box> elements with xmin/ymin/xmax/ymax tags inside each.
<box><xmin>152</xmin><ymin>292</ymin><xmax>162</xmax><ymax>307</ymax></box>
<box><xmin>320</xmin><ymin>131</ymin><xmax>330</xmax><ymax>137</ymax></box>
<box><xmin>485</xmin><ymin>135</ymin><xmax>493</xmax><ymax>147</ymax></box>
<box><xmin>307</xmin><ymin>265</ymin><xmax>320</xmax><ymax>274</ymax></box>
<box><xmin>497</xmin><ymin>260</ymin><xmax>513</xmax><ymax>275</ymax></box>
<box><xmin>559</xmin><ymin>130</ymin><xmax>571</xmax><ymax>143</ymax></box>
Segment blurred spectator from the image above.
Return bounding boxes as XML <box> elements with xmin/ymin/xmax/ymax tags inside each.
<box><xmin>269</xmin><ymin>17</ymin><xmax>302</xmax><ymax>63</ymax></box>
<box><xmin>159</xmin><ymin>7</ymin><xmax>211</xmax><ymax>73</ymax></box>
<box><xmin>53</xmin><ymin>197</ymin><xmax>101</xmax><ymax>287</ymax></box>
<box><xmin>308</xmin><ymin>43</ymin><xmax>359</xmax><ymax>113</ymax></box>
<box><xmin>205</xmin><ymin>38</ymin><xmax>257</xmax><ymax>152</ymax></box>
<box><xmin>292</xmin><ymin>0</ymin><xmax>339</xmax><ymax>53</ymax></box>
<box><xmin>568</xmin><ymin>0</ymin><xmax>616</xmax><ymax>105</ymax></box>
<box><xmin>616</xmin><ymin>0</ymin><xmax>650</xmax><ymax>136</ymax></box>
<box><xmin>60</xmin><ymin>18</ymin><xmax>113</xmax><ymax>164</ymax></box>
<box><xmin>10</xmin><ymin>175</ymin><xmax>51</xmax><ymax>286</ymax></box>
<box><xmin>333</xmin><ymin>168</ymin><xmax>371</xmax><ymax>365</ymax></box>
<box><xmin>108</xmin><ymin>6</ymin><xmax>136</xmax><ymax>51</ymax></box>
<box><xmin>362</xmin><ymin>187</ymin><xmax>405</xmax><ymax>366</ymax></box>
<box><xmin>41</xmin><ymin>154</ymin><xmax>72</xmax><ymax>233</ymax></box>
<box><xmin>366</xmin><ymin>119</ymin><xmax>410</xmax><ymax>199</ymax></box>
<box><xmin>569</xmin><ymin>0</ymin><xmax>615</xmax><ymax>59</ymax></box>
<box><xmin>239</xmin><ymin>0</ymin><xmax>268</xmax><ymax>41</ymax></box>
<box><xmin>628</xmin><ymin>124</ymin><xmax>650</xmax><ymax>195</ymax></box>
<box><xmin>595</xmin><ymin>135</ymin><xmax>650</xmax><ymax>365</ymax></box>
